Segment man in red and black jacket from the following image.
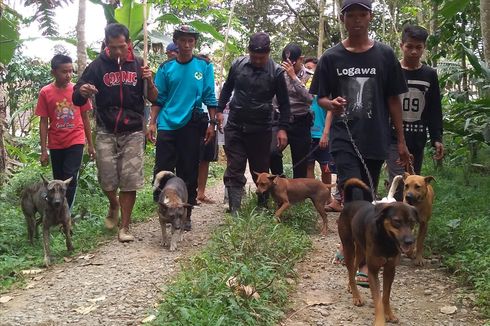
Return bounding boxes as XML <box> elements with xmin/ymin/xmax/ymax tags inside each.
<box><xmin>73</xmin><ymin>23</ymin><xmax>158</xmax><ymax>242</ymax></box>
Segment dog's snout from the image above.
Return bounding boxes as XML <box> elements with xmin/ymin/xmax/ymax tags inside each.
<box><xmin>403</xmin><ymin>237</ymin><xmax>415</xmax><ymax>246</ymax></box>
<box><xmin>53</xmin><ymin>200</ymin><xmax>62</xmax><ymax>207</ymax></box>
<box><xmin>405</xmin><ymin>192</ymin><xmax>415</xmax><ymax>204</ymax></box>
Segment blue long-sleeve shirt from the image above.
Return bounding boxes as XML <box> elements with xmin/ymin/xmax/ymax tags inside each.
<box><xmin>154</xmin><ymin>56</ymin><xmax>218</xmax><ymax>130</ymax></box>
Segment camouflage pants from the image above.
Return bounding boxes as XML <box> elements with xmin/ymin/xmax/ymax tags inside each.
<box><xmin>95</xmin><ymin>131</ymin><xmax>144</xmax><ymax>192</ymax></box>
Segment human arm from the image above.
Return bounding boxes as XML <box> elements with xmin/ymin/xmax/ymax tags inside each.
<box><xmin>319</xmin><ymin>110</ymin><xmax>333</xmax><ymax>149</ymax></box>
<box><xmin>281</xmin><ymin>60</ymin><xmax>313</xmax><ymax>104</ymax></box>
<box><xmin>317</xmin><ymin>96</ymin><xmax>347</xmax><ymax>116</ymax></box>
<box><xmin>73</xmin><ymin>62</ymin><xmax>98</xmax><ymax>106</ymax></box>
<box><xmin>81</xmin><ymin>110</ymin><xmax>95</xmax><ymax>160</ymax></box>
<box><xmin>39</xmin><ymin>117</ymin><xmax>49</xmax><ymax>166</ymax></box>
<box><xmin>275</xmin><ymin>72</ymin><xmax>290</xmax><ymax>150</ymax></box>
<box><xmin>388</xmin><ymin>95</ymin><xmax>410</xmax><ymax>166</ymax></box>
<box><xmin>202</xmin><ymin>62</ymin><xmax>219</xmax><ymax>142</ymax></box>
<box><xmin>217</xmin><ymin>64</ymin><xmax>236</xmax><ymax>130</ymax></box>
<box><xmin>141</xmin><ymin>65</ymin><xmax>158</xmax><ymax>103</ymax></box>
<box><xmin>428</xmin><ymin>69</ymin><xmax>444</xmax><ymax>160</ymax></box>
<box><xmin>147</xmin><ymin>105</ymin><xmax>162</xmax><ymax>144</ymax></box>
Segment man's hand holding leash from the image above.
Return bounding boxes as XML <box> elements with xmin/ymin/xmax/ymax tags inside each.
<box><xmin>277</xmin><ymin>129</ymin><xmax>288</xmax><ymax>151</ymax></box>
<box><xmin>79</xmin><ymin>84</ymin><xmax>98</xmax><ymax>98</ymax></box>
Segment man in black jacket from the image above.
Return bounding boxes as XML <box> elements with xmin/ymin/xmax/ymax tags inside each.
<box><xmin>217</xmin><ymin>32</ymin><xmax>290</xmax><ymax>215</ymax></box>
<box><xmin>73</xmin><ymin>23</ymin><xmax>158</xmax><ymax>242</ymax></box>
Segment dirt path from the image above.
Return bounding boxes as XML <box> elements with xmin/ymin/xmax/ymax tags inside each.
<box><xmin>281</xmin><ymin>211</ymin><xmax>487</xmax><ymax>326</ymax></box>
<box><xmin>0</xmin><ymin>185</ymin><xmax>227</xmax><ymax>326</ymax></box>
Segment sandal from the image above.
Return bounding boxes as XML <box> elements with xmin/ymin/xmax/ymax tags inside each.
<box><xmin>356</xmin><ymin>271</ymin><xmax>369</xmax><ymax>288</ymax></box>
<box><xmin>332</xmin><ymin>250</ymin><xmax>345</xmax><ymax>265</ymax></box>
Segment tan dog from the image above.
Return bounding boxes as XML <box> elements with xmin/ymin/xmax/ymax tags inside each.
<box><xmin>254</xmin><ymin>172</ymin><xmax>334</xmax><ymax>235</ymax></box>
<box><xmin>403</xmin><ymin>172</ymin><xmax>435</xmax><ymax>266</ymax></box>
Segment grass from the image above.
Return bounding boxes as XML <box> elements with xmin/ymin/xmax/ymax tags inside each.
<box><xmin>421</xmin><ymin>164</ymin><xmax>490</xmax><ymax>316</ymax></box>
<box><xmin>151</xmin><ymin>195</ymin><xmax>319</xmax><ymax>325</ymax></box>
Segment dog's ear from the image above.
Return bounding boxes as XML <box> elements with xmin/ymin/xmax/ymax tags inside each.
<box><xmin>267</xmin><ymin>174</ymin><xmax>277</xmax><ymax>181</ymax></box>
<box><xmin>41</xmin><ymin>174</ymin><xmax>49</xmax><ymax>186</ymax></box>
<box><xmin>403</xmin><ymin>172</ymin><xmax>411</xmax><ymax>180</ymax></box>
<box><xmin>63</xmin><ymin>177</ymin><xmax>73</xmax><ymax>185</ymax></box>
<box><xmin>272</xmin><ymin>175</ymin><xmax>281</xmax><ymax>184</ymax></box>
<box><xmin>374</xmin><ymin>203</ymin><xmax>392</xmax><ymax>227</ymax></box>
<box><xmin>424</xmin><ymin>176</ymin><xmax>435</xmax><ymax>184</ymax></box>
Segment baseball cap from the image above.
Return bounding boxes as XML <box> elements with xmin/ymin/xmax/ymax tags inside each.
<box><xmin>166</xmin><ymin>42</ymin><xmax>179</xmax><ymax>53</ymax></box>
<box><xmin>341</xmin><ymin>0</ymin><xmax>372</xmax><ymax>13</ymax></box>
<box><xmin>281</xmin><ymin>43</ymin><xmax>302</xmax><ymax>62</ymax></box>
<box><xmin>248</xmin><ymin>32</ymin><xmax>271</xmax><ymax>53</ymax></box>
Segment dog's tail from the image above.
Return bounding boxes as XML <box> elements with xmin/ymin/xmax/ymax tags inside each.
<box><xmin>387</xmin><ymin>175</ymin><xmax>403</xmax><ymax>201</ymax></box>
<box><xmin>153</xmin><ymin>171</ymin><xmax>176</xmax><ymax>202</ymax></box>
<box><xmin>343</xmin><ymin>178</ymin><xmax>371</xmax><ymax>203</ymax></box>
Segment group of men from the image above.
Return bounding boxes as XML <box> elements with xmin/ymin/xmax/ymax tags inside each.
<box><xmin>37</xmin><ymin>0</ymin><xmax>443</xmax><ymax>252</ymax></box>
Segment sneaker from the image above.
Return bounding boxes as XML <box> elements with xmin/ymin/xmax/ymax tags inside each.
<box><xmin>118</xmin><ymin>227</ymin><xmax>135</xmax><ymax>242</ymax></box>
<box><xmin>105</xmin><ymin>208</ymin><xmax>119</xmax><ymax>230</ymax></box>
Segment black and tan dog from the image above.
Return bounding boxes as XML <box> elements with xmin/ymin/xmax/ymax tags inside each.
<box><xmin>21</xmin><ymin>176</ymin><xmax>74</xmax><ymax>267</ymax></box>
<box><xmin>338</xmin><ymin>178</ymin><xmax>419</xmax><ymax>326</ymax></box>
<box><xmin>403</xmin><ymin>172</ymin><xmax>435</xmax><ymax>266</ymax></box>
<box><xmin>153</xmin><ymin>171</ymin><xmax>192</xmax><ymax>251</ymax></box>
<box><xmin>254</xmin><ymin>172</ymin><xmax>334</xmax><ymax>235</ymax></box>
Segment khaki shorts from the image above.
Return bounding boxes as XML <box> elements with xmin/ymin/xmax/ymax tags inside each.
<box><xmin>96</xmin><ymin>131</ymin><xmax>145</xmax><ymax>192</ymax></box>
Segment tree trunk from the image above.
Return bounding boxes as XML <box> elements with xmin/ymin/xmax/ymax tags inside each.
<box><xmin>0</xmin><ymin>87</ymin><xmax>7</xmax><ymax>184</ymax></box>
<box><xmin>76</xmin><ymin>0</ymin><xmax>88</xmax><ymax>75</ymax></box>
<box><xmin>317</xmin><ymin>0</ymin><xmax>326</xmax><ymax>57</ymax></box>
<box><xmin>429</xmin><ymin>0</ymin><xmax>439</xmax><ymax>66</ymax></box>
<box><xmin>481</xmin><ymin>0</ymin><xmax>490</xmax><ymax>64</ymax></box>
<box><xmin>335</xmin><ymin>0</ymin><xmax>345</xmax><ymax>40</ymax></box>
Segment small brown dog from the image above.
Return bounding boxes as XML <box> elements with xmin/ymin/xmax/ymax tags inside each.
<box><xmin>403</xmin><ymin>172</ymin><xmax>435</xmax><ymax>266</ymax></box>
<box><xmin>338</xmin><ymin>178</ymin><xmax>418</xmax><ymax>326</ymax></box>
<box><xmin>254</xmin><ymin>172</ymin><xmax>334</xmax><ymax>235</ymax></box>
<box><xmin>21</xmin><ymin>176</ymin><xmax>74</xmax><ymax>267</ymax></box>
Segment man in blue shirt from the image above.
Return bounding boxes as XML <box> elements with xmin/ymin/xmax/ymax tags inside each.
<box><xmin>148</xmin><ymin>25</ymin><xmax>219</xmax><ymax>230</ymax></box>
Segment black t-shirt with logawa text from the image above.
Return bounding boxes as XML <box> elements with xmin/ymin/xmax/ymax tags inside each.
<box><xmin>310</xmin><ymin>41</ymin><xmax>408</xmax><ymax>160</ymax></box>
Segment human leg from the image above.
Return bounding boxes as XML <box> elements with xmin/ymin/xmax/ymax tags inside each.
<box><xmin>60</xmin><ymin>145</ymin><xmax>84</xmax><ymax>209</ymax></box>
<box><xmin>246</xmin><ymin>130</ymin><xmax>272</xmax><ymax>207</ymax></box>
<box><xmin>118</xmin><ymin>190</ymin><xmax>136</xmax><ymax>242</ymax></box>
<box><xmin>223</xmin><ymin>126</ymin><xmax>248</xmax><ymax>215</ymax></box>
<box><xmin>289</xmin><ymin>120</ymin><xmax>311</xmax><ymax>178</ymax></box>
<box><xmin>270</xmin><ymin>126</ymin><xmax>284</xmax><ymax>176</ymax></box>
<box><xmin>153</xmin><ymin>130</ymin><xmax>177</xmax><ymax>201</ymax></box>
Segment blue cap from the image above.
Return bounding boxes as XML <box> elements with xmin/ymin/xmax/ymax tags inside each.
<box><xmin>166</xmin><ymin>42</ymin><xmax>179</xmax><ymax>53</ymax></box>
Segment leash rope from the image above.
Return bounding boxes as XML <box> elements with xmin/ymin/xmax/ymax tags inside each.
<box><xmin>290</xmin><ymin>142</ymin><xmax>321</xmax><ymax>170</ymax></box>
<box><xmin>342</xmin><ymin>118</ymin><xmax>377</xmax><ymax>201</ymax></box>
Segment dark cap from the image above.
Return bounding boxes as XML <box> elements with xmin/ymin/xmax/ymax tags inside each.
<box><xmin>248</xmin><ymin>32</ymin><xmax>271</xmax><ymax>53</ymax></box>
<box><xmin>341</xmin><ymin>0</ymin><xmax>372</xmax><ymax>13</ymax></box>
<box><xmin>166</xmin><ymin>42</ymin><xmax>179</xmax><ymax>53</ymax></box>
<box><xmin>282</xmin><ymin>43</ymin><xmax>302</xmax><ymax>62</ymax></box>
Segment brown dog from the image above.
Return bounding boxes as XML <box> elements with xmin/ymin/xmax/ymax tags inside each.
<box><xmin>338</xmin><ymin>178</ymin><xmax>418</xmax><ymax>326</ymax></box>
<box><xmin>254</xmin><ymin>172</ymin><xmax>334</xmax><ymax>235</ymax></box>
<box><xmin>21</xmin><ymin>176</ymin><xmax>74</xmax><ymax>267</ymax></box>
<box><xmin>403</xmin><ymin>172</ymin><xmax>435</xmax><ymax>266</ymax></box>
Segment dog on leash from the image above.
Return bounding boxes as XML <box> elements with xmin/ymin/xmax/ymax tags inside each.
<box><xmin>338</xmin><ymin>178</ymin><xmax>419</xmax><ymax>326</ymax></box>
<box><xmin>403</xmin><ymin>172</ymin><xmax>435</xmax><ymax>266</ymax></box>
<box><xmin>21</xmin><ymin>176</ymin><xmax>74</xmax><ymax>267</ymax></box>
<box><xmin>254</xmin><ymin>172</ymin><xmax>334</xmax><ymax>235</ymax></box>
<box><xmin>153</xmin><ymin>171</ymin><xmax>192</xmax><ymax>251</ymax></box>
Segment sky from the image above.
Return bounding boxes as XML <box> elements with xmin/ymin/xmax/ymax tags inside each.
<box><xmin>17</xmin><ymin>1</ymin><xmax>106</xmax><ymax>62</ymax></box>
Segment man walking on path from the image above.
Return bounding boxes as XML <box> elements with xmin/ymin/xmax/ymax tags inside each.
<box><xmin>310</xmin><ymin>0</ymin><xmax>410</xmax><ymax>281</ymax></box>
<box><xmin>148</xmin><ymin>25</ymin><xmax>219</xmax><ymax>230</ymax></box>
<box><xmin>73</xmin><ymin>23</ymin><xmax>158</xmax><ymax>242</ymax></box>
<box><xmin>217</xmin><ymin>32</ymin><xmax>290</xmax><ymax>215</ymax></box>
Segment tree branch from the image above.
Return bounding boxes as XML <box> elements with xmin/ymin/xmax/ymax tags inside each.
<box><xmin>284</xmin><ymin>0</ymin><xmax>317</xmax><ymax>39</ymax></box>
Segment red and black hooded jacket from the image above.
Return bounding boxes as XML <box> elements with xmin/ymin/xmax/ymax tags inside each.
<box><xmin>73</xmin><ymin>47</ymin><xmax>145</xmax><ymax>134</ymax></box>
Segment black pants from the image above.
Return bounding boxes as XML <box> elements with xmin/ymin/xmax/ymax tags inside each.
<box><xmin>50</xmin><ymin>144</ymin><xmax>84</xmax><ymax>209</ymax></box>
<box><xmin>224</xmin><ymin>124</ymin><xmax>272</xmax><ymax>187</ymax></box>
<box><xmin>288</xmin><ymin>117</ymin><xmax>312</xmax><ymax>178</ymax></box>
<box><xmin>154</xmin><ymin>121</ymin><xmax>201</xmax><ymax>206</ymax></box>
<box><xmin>270</xmin><ymin>126</ymin><xmax>283</xmax><ymax>175</ymax></box>
<box><xmin>332</xmin><ymin>150</ymin><xmax>383</xmax><ymax>202</ymax></box>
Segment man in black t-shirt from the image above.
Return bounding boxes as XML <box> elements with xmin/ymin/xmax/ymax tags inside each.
<box><xmin>386</xmin><ymin>25</ymin><xmax>444</xmax><ymax>187</ymax></box>
<box><xmin>309</xmin><ymin>0</ymin><xmax>410</xmax><ymax>284</ymax></box>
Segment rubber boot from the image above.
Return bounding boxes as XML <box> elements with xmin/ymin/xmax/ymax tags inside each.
<box><xmin>227</xmin><ymin>187</ymin><xmax>243</xmax><ymax>216</ymax></box>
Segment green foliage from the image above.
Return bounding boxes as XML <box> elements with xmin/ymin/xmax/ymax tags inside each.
<box><xmin>0</xmin><ymin>7</ymin><xmax>21</xmax><ymax>65</ymax></box>
<box><xmin>114</xmin><ymin>0</ymin><xmax>149</xmax><ymax>41</ymax></box>
<box><xmin>153</xmin><ymin>198</ymin><xmax>314</xmax><ymax>325</ymax></box>
<box><xmin>424</xmin><ymin>163</ymin><xmax>490</xmax><ymax>316</ymax></box>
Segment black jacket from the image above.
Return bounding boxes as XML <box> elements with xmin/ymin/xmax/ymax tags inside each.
<box><xmin>218</xmin><ymin>56</ymin><xmax>290</xmax><ymax>130</ymax></box>
<box><xmin>73</xmin><ymin>49</ymin><xmax>145</xmax><ymax>134</ymax></box>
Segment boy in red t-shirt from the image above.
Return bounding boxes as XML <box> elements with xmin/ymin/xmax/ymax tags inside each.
<box><xmin>35</xmin><ymin>54</ymin><xmax>94</xmax><ymax>209</ymax></box>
